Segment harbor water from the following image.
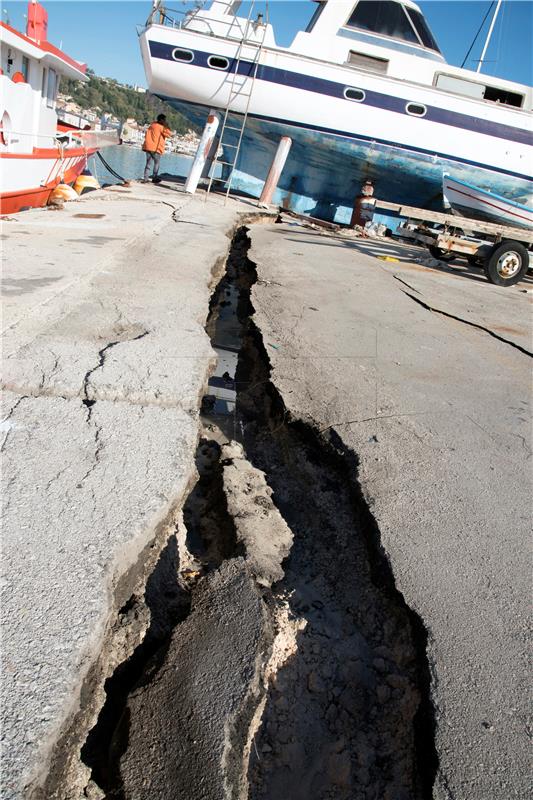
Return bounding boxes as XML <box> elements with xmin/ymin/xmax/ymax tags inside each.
<box><xmin>87</xmin><ymin>145</ymin><xmax>196</xmax><ymax>186</ymax></box>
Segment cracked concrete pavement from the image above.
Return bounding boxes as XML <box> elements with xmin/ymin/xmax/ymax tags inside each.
<box><xmin>0</xmin><ymin>183</ymin><xmax>261</xmax><ymax>798</ymax></box>
<box><xmin>249</xmin><ymin>223</ymin><xmax>532</xmax><ymax>800</ymax></box>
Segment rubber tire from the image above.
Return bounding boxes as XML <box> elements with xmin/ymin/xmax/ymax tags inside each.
<box><xmin>484</xmin><ymin>241</ymin><xmax>530</xmax><ymax>286</ymax></box>
<box><xmin>428</xmin><ymin>245</ymin><xmax>454</xmax><ymax>262</ymax></box>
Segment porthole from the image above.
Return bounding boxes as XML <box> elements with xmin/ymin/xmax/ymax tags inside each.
<box><xmin>344</xmin><ymin>87</ymin><xmax>365</xmax><ymax>102</ymax></box>
<box><xmin>208</xmin><ymin>55</ymin><xmax>229</xmax><ymax>70</ymax></box>
<box><xmin>172</xmin><ymin>48</ymin><xmax>194</xmax><ymax>63</ymax></box>
<box><xmin>406</xmin><ymin>102</ymin><xmax>427</xmax><ymax>117</ymax></box>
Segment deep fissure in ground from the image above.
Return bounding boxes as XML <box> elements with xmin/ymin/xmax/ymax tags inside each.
<box><xmin>80</xmin><ymin>226</ymin><xmax>437</xmax><ymax>799</ymax></box>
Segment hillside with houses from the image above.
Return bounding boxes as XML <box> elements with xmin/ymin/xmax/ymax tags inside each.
<box><xmin>58</xmin><ymin>69</ymin><xmax>201</xmax><ymax>155</ymax></box>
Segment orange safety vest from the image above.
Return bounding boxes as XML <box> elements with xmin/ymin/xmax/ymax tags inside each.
<box><xmin>143</xmin><ymin>122</ymin><xmax>171</xmax><ymax>154</ymax></box>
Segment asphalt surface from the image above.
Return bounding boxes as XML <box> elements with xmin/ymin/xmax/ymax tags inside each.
<box><xmin>249</xmin><ymin>223</ymin><xmax>532</xmax><ymax>800</ymax></box>
<box><xmin>1</xmin><ymin>183</ymin><xmax>257</xmax><ymax>798</ymax></box>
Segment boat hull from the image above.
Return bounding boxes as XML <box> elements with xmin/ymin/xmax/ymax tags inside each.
<box><xmin>443</xmin><ymin>175</ymin><xmax>533</xmax><ymax>230</ymax></box>
<box><xmin>164</xmin><ymin>97</ymin><xmax>533</xmax><ymax>223</ymax></box>
<box><xmin>0</xmin><ymin>132</ymin><xmax>118</xmax><ymax>215</ymax></box>
<box><xmin>0</xmin><ymin>147</ymin><xmax>93</xmax><ymax>214</ymax></box>
<box><xmin>141</xmin><ymin>25</ymin><xmax>532</xmax><ymax>222</ymax></box>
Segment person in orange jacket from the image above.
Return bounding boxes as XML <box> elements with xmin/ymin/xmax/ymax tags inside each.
<box><xmin>142</xmin><ymin>114</ymin><xmax>172</xmax><ymax>183</ymax></box>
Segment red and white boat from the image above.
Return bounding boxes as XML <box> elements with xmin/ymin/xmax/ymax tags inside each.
<box><xmin>443</xmin><ymin>174</ymin><xmax>533</xmax><ymax>230</ymax></box>
<box><xmin>0</xmin><ymin>1</ymin><xmax>118</xmax><ymax>214</ymax></box>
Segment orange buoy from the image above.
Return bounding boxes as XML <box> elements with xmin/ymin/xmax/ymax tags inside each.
<box><xmin>48</xmin><ymin>183</ymin><xmax>79</xmax><ymax>205</ymax></box>
<box><xmin>73</xmin><ymin>170</ymin><xmax>100</xmax><ymax>196</ymax></box>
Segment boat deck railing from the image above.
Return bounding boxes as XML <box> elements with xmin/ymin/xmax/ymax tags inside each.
<box><xmin>144</xmin><ymin>1</ymin><xmax>265</xmax><ymax>41</ymax></box>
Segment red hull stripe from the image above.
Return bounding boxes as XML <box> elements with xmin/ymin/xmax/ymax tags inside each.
<box><xmin>450</xmin><ymin>186</ymin><xmax>532</xmax><ymax>223</ymax></box>
<box><xmin>0</xmin><ymin>146</ymin><xmax>97</xmax><ymax>160</ymax></box>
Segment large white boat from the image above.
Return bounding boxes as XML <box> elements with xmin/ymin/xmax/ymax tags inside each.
<box><xmin>139</xmin><ymin>0</ymin><xmax>532</xmax><ymax>222</ymax></box>
<box><xmin>0</xmin><ymin>1</ymin><xmax>117</xmax><ymax>214</ymax></box>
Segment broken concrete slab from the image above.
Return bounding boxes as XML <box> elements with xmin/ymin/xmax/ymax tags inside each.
<box><xmin>2</xmin><ymin>193</ymin><xmax>243</xmax><ymax>412</ymax></box>
<box><xmin>1</xmin><ymin>187</ymin><xmax>191</xmax><ymax>356</ymax></box>
<box><xmin>222</xmin><ymin>442</ymin><xmax>293</xmax><ymax>587</ymax></box>
<box><xmin>248</xmin><ymin>223</ymin><xmax>531</xmax><ymax>800</ymax></box>
<box><xmin>1</xmin><ymin>390</ymin><xmax>198</xmax><ymax>797</ymax></box>
<box><xmin>1</xmin><ymin>185</ymin><xmax>266</xmax><ymax>799</ymax></box>
<box><xmin>119</xmin><ymin>558</ymin><xmax>272</xmax><ymax>800</ymax></box>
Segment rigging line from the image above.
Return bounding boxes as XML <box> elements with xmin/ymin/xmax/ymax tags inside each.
<box><xmin>492</xmin><ymin>0</ymin><xmax>506</xmax><ymax>76</ymax></box>
<box><xmin>461</xmin><ymin>1</ymin><xmax>494</xmax><ymax>68</ymax></box>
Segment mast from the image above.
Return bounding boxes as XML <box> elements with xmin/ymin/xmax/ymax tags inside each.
<box><xmin>476</xmin><ymin>0</ymin><xmax>503</xmax><ymax>73</ymax></box>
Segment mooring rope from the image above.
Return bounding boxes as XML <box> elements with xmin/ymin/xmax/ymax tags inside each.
<box><xmin>96</xmin><ymin>150</ymin><xmax>128</xmax><ymax>183</ymax></box>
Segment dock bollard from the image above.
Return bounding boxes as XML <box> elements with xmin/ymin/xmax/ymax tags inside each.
<box><xmin>350</xmin><ymin>180</ymin><xmax>376</xmax><ymax>228</ymax></box>
<box><xmin>184</xmin><ymin>110</ymin><xmax>221</xmax><ymax>194</ymax></box>
<box><xmin>258</xmin><ymin>136</ymin><xmax>292</xmax><ymax>207</ymax></box>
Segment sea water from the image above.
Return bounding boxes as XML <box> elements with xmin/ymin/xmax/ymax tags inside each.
<box><xmin>87</xmin><ymin>145</ymin><xmax>213</xmax><ymax>186</ymax></box>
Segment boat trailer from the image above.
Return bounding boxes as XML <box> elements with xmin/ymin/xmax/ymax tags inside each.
<box><xmin>377</xmin><ymin>201</ymin><xmax>533</xmax><ymax>287</ymax></box>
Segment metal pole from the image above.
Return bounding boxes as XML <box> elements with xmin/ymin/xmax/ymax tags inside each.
<box><xmin>476</xmin><ymin>0</ymin><xmax>502</xmax><ymax>73</ymax></box>
<box><xmin>258</xmin><ymin>136</ymin><xmax>292</xmax><ymax>207</ymax></box>
<box><xmin>184</xmin><ymin>110</ymin><xmax>221</xmax><ymax>194</ymax></box>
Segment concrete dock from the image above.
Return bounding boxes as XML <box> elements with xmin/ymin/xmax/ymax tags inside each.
<box><xmin>1</xmin><ymin>183</ymin><xmax>259</xmax><ymax>797</ymax></box>
<box><xmin>1</xmin><ymin>184</ymin><xmax>531</xmax><ymax>799</ymax></box>
<box><xmin>249</xmin><ymin>222</ymin><xmax>531</xmax><ymax>800</ymax></box>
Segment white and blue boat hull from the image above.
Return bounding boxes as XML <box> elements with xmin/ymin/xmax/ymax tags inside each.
<box><xmin>140</xmin><ymin>10</ymin><xmax>532</xmax><ymax>223</ymax></box>
<box><xmin>164</xmin><ymin>96</ymin><xmax>533</xmax><ymax>223</ymax></box>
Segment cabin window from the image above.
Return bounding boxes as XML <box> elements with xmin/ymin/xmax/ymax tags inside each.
<box><xmin>483</xmin><ymin>85</ymin><xmax>523</xmax><ymax>108</ymax></box>
<box><xmin>434</xmin><ymin>73</ymin><xmax>523</xmax><ymax>108</ymax></box>
<box><xmin>406</xmin><ymin>102</ymin><xmax>426</xmax><ymax>117</ymax></box>
<box><xmin>22</xmin><ymin>56</ymin><xmax>30</xmax><ymax>82</ymax></box>
<box><xmin>172</xmin><ymin>48</ymin><xmax>194</xmax><ymax>63</ymax></box>
<box><xmin>346</xmin><ymin>1</ymin><xmax>418</xmax><ymax>45</ymax></box>
<box><xmin>344</xmin><ymin>87</ymin><xmax>365</xmax><ymax>102</ymax></box>
<box><xmin>404</xmin><ymin>7</ymin><xmax>440</xmax><ymax>51</ymax></box>
<box><xmin>306</xmin><ymin>1</ymin><xmax>326</xmax><ymax>33</ymax></box>
<box><xmin>347</xmin><ymin>50</ymin><xmax>389</xmax><ymax>74</ymax></box>
<box><xmin>46</xmin><ymin>68</ymin><xmax>57</xmax><ymax>107</ymax></box>
<box><xmin>208</xmin><ymin>55</ymin><xmax>229</xmax><ymax>70</ymax></box>
<box><xmin>435</xmin><ymin>74</ymin><xmax>484</xmax><ymax>99</ymax></box>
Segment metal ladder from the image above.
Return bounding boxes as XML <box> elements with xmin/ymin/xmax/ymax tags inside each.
<box><xmin>206</xmin><ymin>1</ymin><xmax>267</xmax><ymax>202</ymax></box>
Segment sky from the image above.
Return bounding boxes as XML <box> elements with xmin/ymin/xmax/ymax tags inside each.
<box><xmin>3</xmin><ymin>1</ymin><xmax>532</xmax><ymax>87</ymax></box>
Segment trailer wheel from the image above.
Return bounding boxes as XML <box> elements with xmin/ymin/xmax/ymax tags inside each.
<box><xmin>484</xmin><ymin>241</ymin><xmax>530</xmax><ymax>286</ymax></box>
<box><xmin>428</xmin><ymin>245</ymin><xmax>454</xmax><ymax>262</ymax></box>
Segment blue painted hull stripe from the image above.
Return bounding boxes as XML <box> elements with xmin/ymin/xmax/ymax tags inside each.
<box><xmin>149</xmin><ymin>41</ymin><xmax>533</xmax><ymax>148</ymax></box>
<box><xmin>159</xmin><ymin>94</ymin><xmax>533</xmax><ymax>185</ymax></box>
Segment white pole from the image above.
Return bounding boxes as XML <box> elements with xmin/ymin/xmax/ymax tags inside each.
<box><xmin>184</xmin><ymin>110</ymin><xmax>221</xmax><ymax>194</ymax></box>
<box><xmin>258</xmin><ymin>136</ymin><xmax>292</xmax><ymax>207</ymax></box>
<box><xmin>477</xmin><ymin>0</ymin><xmax>502</xmax><ymax>73</ymax></box>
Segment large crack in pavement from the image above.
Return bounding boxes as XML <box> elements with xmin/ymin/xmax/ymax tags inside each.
<box><xmin>399</xmin><ymin>289</ymin><xmax>533</xmax><ymax>358</ymax></box>
<box><xmin>74</xmin><ymin>227</ymin><xmax>437</xmax><ymax>800</ymax></box>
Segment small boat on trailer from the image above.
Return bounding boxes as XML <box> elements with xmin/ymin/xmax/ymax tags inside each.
<box><xmin>0</xmin><ymin>1</ymin><xmax>118</xmax><ymax>214</ymax></box>
<box><xmin>376</xmin><ymin>198</ymin><xmax>533</xmax><ymax>286</ymax></box>
<box><xmin>443</xmin><ymin>175</ymin><xmax>533</xmax><ymax>230</ymax></box>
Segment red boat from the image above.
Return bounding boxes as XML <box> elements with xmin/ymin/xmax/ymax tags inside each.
<box><xmin>0</xmin><ymin>1</ymin><xmax>117</xmax><ymax>214</ymax></box>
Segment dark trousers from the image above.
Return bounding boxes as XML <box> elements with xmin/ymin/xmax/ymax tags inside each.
<box><xmin>144</xmin><ymin>151</ymin><xmax>161</xmax><ymax>180</ymax></box>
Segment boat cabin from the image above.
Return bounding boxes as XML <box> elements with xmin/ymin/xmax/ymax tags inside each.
<box><xmin>172</xmin><ymin>0</ymin><xmax>532</xmax><ymax>112</ymax></box>
<box><xmin>291</xmin><ymin>0</ymin><xmax>531</xmax><ymax>110</ymax></box>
